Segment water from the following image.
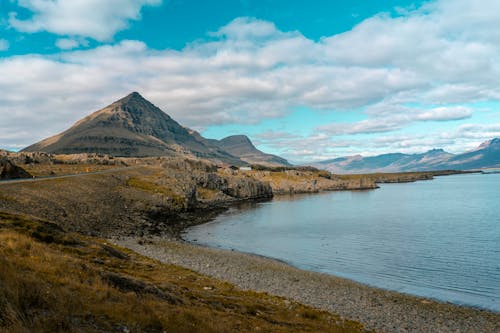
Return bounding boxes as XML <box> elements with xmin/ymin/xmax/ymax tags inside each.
<box><xmin>185</xmin><ymin>173</ymin><xmax>500</xmax><ymax>312</ymax></box>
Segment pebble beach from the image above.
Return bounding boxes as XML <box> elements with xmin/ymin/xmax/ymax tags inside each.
<box><xmin>113</xmin><ymin>237</ymin><xmax>500</xmax><ymax>333</ymax></box>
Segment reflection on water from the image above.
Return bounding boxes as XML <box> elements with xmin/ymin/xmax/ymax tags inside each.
<box><xmin>185</xmin><ymin>173</ymin><xmax>500</xmax><ymax>311</ymax></box>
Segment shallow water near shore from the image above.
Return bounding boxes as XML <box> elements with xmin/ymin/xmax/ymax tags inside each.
<box><xmin>185</xmin><ymin>173</ymin><xmax>500</xmax><ymax>312</ymax></box>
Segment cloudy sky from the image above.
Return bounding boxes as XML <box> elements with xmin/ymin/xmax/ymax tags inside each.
<box><xmin>1</xmin><ymin>0</ymin><xmax>499</xmax><ymax>163</ymax></box>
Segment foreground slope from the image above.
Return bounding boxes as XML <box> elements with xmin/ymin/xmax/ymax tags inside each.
<box><xmin>0</xmin><ymin>212</ymin><xmax>364</xmax><ymax>333</ymax></box>
<box><xmin>22</xmin><ymin>92</ymin><xmax>242</xmax><ymax>165</ymax></box>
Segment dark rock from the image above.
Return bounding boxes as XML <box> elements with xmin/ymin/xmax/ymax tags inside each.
<box><xmin>0</xmin><ymin>157</ymin><xmax>32</xmax><ymax>180</ymax></box>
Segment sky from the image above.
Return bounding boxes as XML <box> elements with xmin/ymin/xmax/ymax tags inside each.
<box><xmin>1</xmin><ymin>0</ymin><xmax>500</xmax><ymax>163</ymax></box>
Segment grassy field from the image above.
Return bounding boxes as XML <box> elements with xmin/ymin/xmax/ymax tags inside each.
<box><xmin>0</xmin><ymin>212</ymin><xmax>368</xmax><ymax>333</ymax></box>
<box><xmin>23</xmin><ymin>163</ymin><xmax>119</xmax><ymax>177</ymax></box>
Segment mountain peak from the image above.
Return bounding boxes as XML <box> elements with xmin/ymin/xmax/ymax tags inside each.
<box><xmin>476</xmin><ymin>138</ymin><xmax>500</xmax><ymax>150</ymax></box>
<box><xmin>21</xmin><ymin>93</ymin><xmax>289</xmax><ymax>165</ymax></box>
<box><xmin>22</xmin><ymin>92</ymin><xmax>234</xmax><ymax>162</ymax></box>
<box><xmin>425</xmin><ymin>148</ymin><xmax>446</xmax><ymax>155</ymax></box>
<box><xmin>220</xmin><ymin>135</ymin><xmax>253</xmax><ymax>145</ymax></box>
<box><xmin>217</xmin><ymin>135</ymin><xmax>291</xmax><ymax>166</ymax></box>
<box><xmin>114</xmin><ymin>91</ymin><xmax>149</xmax><ymax>106</ymax></box>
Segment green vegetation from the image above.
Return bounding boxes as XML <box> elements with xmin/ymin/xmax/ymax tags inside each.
<box><xmin>0</xmin><ymin>212</ymin><xmax>367</xmax><ymax>333</ymax></box>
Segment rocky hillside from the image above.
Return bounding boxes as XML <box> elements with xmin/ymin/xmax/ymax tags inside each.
<box><xmin>316</xmin><ymin>138</ymin><xmax>500</xmax><ymax>173</ymax></box>
<box><xmin>216</xmin><ymin>135</ymin><xmax>291</xmax><ymax>166</ymax></box>
<box><xmin>22</xmin><ymin>92</ymin><xmax>243</xmax><ymax>165</ymax></box>
<box><xmin>0</xmin><ymin>154</ymin><xmax>386</xmax><ymax>237</ymax></box>
<box><xmin>0</xmin><ymin>157</ymin><xmax>273</xmax><ymax>237</ymax></box>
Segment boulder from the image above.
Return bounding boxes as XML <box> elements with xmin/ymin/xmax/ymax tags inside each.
<box><xmin>0</xmin><ymin>157</ymin><xmax>32</xmax><ymax>180</ymax></box>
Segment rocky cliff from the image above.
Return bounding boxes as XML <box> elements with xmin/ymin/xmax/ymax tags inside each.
<box><xmin>244</xmin><ymin>169</ymin><xmax>378</xmax><ymax>195</ymax></box>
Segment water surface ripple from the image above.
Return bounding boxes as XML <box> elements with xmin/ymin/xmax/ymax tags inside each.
<box><xmin>185</xmin><ymin>173</ymin><xmax>500</xmax><ymax>311</ymax></box>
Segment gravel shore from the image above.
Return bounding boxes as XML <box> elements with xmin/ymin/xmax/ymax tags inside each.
<box><xmin>113</xmin><ymin>237</ymin><xmax>499</xmax><ymax>333</ymax></box>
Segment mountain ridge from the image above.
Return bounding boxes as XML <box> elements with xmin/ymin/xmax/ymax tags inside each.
<box><xmin>315</xmin><ymin>139</ymin><xmax>500</xmax><ymax>173</ymax></box>
<box><xmin>22</xmin><ymin>92</ymin><xmax>290</xmax><ymax>166</ymax></box>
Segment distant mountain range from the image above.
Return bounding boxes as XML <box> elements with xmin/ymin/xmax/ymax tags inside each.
<box><xmin>22</xmin><ymin>92</ymin><xmax>290</xmax><ymax>167</ymax></box>
<box><xmin>315</xmin><ymin>138</ymin><xmax>500</xmax><ymax>173</ymax></box>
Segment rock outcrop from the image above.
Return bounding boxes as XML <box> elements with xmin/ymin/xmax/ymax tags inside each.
<box><xmin>0</xmin><ymin>157</ymin><xmax>32</xmax><ymax>180</ymax></box>
<box><xmin>245</xmin><ymin>169</ymin><xmax>378</xmax><ymax>195</ymax></box>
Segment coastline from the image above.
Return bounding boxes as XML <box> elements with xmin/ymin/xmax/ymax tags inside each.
<box><xmin>113</xmin><ymin>236</ymin><xmax>499</xmax><ymax>333</ymax></box>
<box><xmin>2</xmin><ymin>161</ymin><xmax>496</xmax><ymax>332</ymax></box>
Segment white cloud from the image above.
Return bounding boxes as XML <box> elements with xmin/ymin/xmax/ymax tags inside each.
<box><xmin>318</xmin><ymin>118</ymin><xmax>405</xmax><ymax>136</ymax></box>
<box><xmin>416</xmin><ymin>106</ymin><xmax>472</xmax><ymax>121</ymax></box>
<box><xmin>318</xmin><ymin>106</ymin><xmax>473</xmax><ymax>136</ymax></box>
<box><xmin>9</xmin><ymin>0</ymin><xmax>162</xmax><ymax>41</ymax></box>
<box><xmin>55</xmin><ymin>38</ymin><xmax>86</xmax><ymax>50</ymax></box>
<box><xmin>0</xmin><ymin>39</ymin><xmax>9</xmax><ymax>51</ymax></box>
<box><xmin>1</xmin><ymin>1</ymin><xmax>500</xmax><ymax>157</ymax></box>
<box><xmin>211</xmin><ymin>17</ymin><xmax>279</xmax><ymax>40</ymax></box>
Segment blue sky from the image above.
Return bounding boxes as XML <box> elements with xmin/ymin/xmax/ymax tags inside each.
<box><xmin>1</xmin><ymin>0</ymin><xmax>500</xmax><ymax>163</ymax></box>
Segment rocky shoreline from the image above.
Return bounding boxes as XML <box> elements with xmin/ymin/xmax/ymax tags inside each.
<box><xmin>2</xmin><ymin>154</ymin><xmax>496</xmax><ymax>332</ymax></box>
<box><xmin>113</xmin><ymin>236</ymin><xmax>500</xmax><ymax>333</ymax></box>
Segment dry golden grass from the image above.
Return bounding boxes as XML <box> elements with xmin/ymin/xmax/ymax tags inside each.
<box><xmin>23</xmin><ymin>163</ymin><xmax>118</xmax><ymax>177</ymax></box>
<box><xmin>0</xmin><ymin>212</ymin><xmax>369</xmax><ymax>333</ymax></box>
<box><xmin>196</xmin><ymin>187</ymin><xmax>219</xmax><ymax>200</ymax></box>
<box><xmin>126</xmin><ymin>177</ymin><xmax>185</xmax><ymax>208</ymax></box>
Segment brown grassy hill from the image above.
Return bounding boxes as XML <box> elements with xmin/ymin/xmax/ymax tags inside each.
<box><xmin>0</xmin><ymin>212</ymin><xmax>366</xmax><ymax>333</ymax></box>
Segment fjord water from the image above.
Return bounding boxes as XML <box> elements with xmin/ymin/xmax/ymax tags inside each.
<box><xmin>185</xmin><ymin>173</ymin><xmax>500</xmax><ymax>311</ymax></box>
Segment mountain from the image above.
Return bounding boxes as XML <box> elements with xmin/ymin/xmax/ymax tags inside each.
<box><xmin>22</xmin><ymin>92</ymin><xmax>276</xmax><ymax>165</ymax></box>
<box><xmin>216</xmin><ymin>135</ymin><xmax>291</xmax><ymax>166</ymax></box>
<box><xmin>444</xmin><ymin>138</ymin><xmax>500</xmax><ymax>170</ymax></box>
<box><xmin>315</xmin><ymin>139</ymin><xmax>500</xmax><ymax>173</ymax></box>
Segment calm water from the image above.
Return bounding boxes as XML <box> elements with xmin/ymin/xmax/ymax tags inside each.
<box><xmin>185</xmin><ymin>173</ymin><xmax>500</xmax><ymax>311</ymax></box>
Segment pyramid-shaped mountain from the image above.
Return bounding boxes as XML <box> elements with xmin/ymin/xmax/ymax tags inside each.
<box><xmin>22</xmin><ymin>92</ymin><xmax>246</xmax><ymax>164</ymax></box>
